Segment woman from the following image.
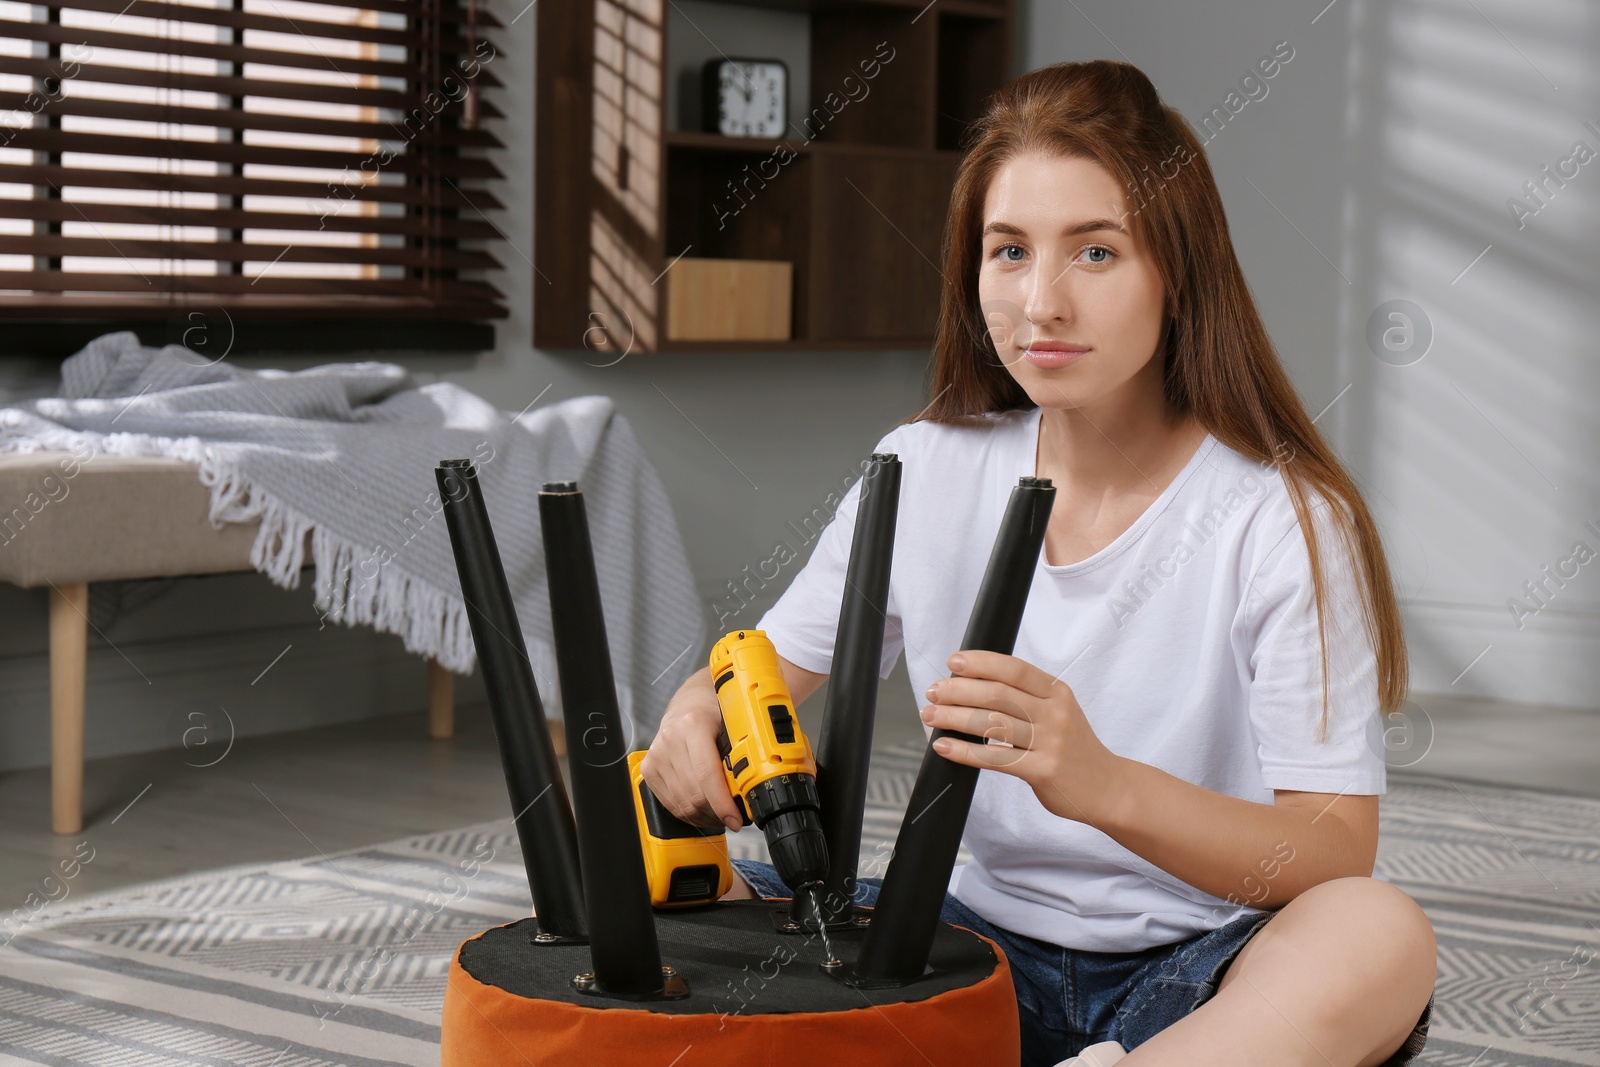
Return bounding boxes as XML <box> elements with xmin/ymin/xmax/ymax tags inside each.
<box><xmin>640</xmin><ymin>60</ymin><xmax>1436</xmax><ymax>1067</ymax></box>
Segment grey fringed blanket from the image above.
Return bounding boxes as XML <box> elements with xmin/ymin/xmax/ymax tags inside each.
<box><xmin>0</xmin><ymin>332</ymin><xmax>705</xmax><ymax>738</ymax></box>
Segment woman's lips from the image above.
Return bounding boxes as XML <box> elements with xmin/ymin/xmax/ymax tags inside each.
<box><xmin>1024</xmin><ymin>346</ymin><xmax>1088</xmax><ymax>368</ymax></box>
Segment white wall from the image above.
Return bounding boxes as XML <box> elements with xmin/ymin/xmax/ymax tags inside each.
<box><xmin>2</xmin><ymin>0</ymin><xmax>1593</xmax><ymax>773</ymax></box>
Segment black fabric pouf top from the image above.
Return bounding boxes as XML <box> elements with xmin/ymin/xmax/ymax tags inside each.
<box><xmin>458</xmin><ymin>899</ymin><xmax>1002</xmax><ymax>1014</ymax></box>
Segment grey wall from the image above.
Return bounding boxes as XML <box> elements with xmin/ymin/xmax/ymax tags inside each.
<box><xmin>1016</xmin><ymin>1</ymin><xmax>1599</xmax><ymax>709</ymax></box>
<box><xmin>2</xmin><ymin>0</ymin><xmax>1595</xmax><ymax>773</ymax></box>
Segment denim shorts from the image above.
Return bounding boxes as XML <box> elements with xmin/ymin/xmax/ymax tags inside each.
<box><xmin>732</xmin><ymin>859</ymin><xmax>1432</xmax><ymax>1067</ymax></box>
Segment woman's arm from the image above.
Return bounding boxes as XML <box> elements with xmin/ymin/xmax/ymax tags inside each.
<box><xmin>1094</xmin><ymin>761</ymin><xmax>1379</xmax><ymax>911</ymax></box>
<box><xmin>921</xmin><ymin>648</ymin><xmax>1379</xmax><ymax>912</ymax></box>
<box><xmin>779</xmin><ymin>655</ymin><xmax>829</xmax><ymax>708</ymax></box>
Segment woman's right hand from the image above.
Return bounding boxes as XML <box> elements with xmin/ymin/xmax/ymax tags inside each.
<box><xmin>639</xmin><ymin>667</ymin><xmax>745</xmax><ymax>831</ymax></box>
<box><xmin>639</xmin><ymin>654</ymin><xmax>829</xmax><ymax>832</ymax></box>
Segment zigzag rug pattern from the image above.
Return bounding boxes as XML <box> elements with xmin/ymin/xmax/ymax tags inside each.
<box><xmin>1</xmin><ymin>742</ymin><xmax>1595</xmax><ymax>1065</ymax></box>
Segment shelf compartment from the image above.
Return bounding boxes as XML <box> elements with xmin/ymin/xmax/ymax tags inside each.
<box><xmin>807</xmin><ymin>5</ymin><xmax>937</xmax><ymax>149</ymax></box>
<box><xmin>666</xmin><ymin>143</ymin><xmax>812</xmax><ymax>337</ymax></box>
<box><xmin>805</xmin><ymin>148</ymin><xmax>955</xmax><ymax>340</ymax></box>
<box><xmin>936</xmin><ymin>9</ymin><xmax>1009</xmax><ymax>151</ymax></box>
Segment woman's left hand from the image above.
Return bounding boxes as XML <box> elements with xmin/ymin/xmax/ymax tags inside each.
<box><xmin>921</xmin><ymin>649</ymin><xmax>1124</xmax><ymax>828</ymax></box>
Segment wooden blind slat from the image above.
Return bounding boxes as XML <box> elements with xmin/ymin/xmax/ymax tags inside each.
<box><xmin>35</xmin><ymin>0</ymin><xmax>503</xmax><ymax>47</ymax></box>
<box><xmin>0</xmin><ymin>294</ymin><xmax>508</xmax><ymax>319</ymax></box>
<box><xmin>0</xmin><ymin>272</ymin><xmax>502</xmax><ymax>299</ymax></box>
<box><xmin>0</xmin><ymin>56</ymin><xmax>504</xmax><ymax>109</ymax></box>
<box><xmin>0</xmin><ymin>236</ymin><xmax>500</xmax><ymax>270</ymax></box>
<box><xmin>0</xmin><ymin>18</ymin><xmax>489</xmax><ymax>82</ymax></box>
<box><xmin>0</xmin><ymin>165</ymin><xmax>502</xmax><ymax>212</ymax></box>
<box><xmin>4</xmin><ymin>129</ymin><xmax>502</xmax><ymax>180</ymax></box>
<box><xmin>1</xmin><ymin>92</ymin><xmax>504</xmax><ymax>149</ymax></box>
<box><xmin>0</xmin><ymin>200</ymin><xmax>499</xmax><ymax>240</ymax></box>
<box><xmin>37</xmin><ymin>0</ymin><xmax>503</xmax><ymax>27</ymax></box>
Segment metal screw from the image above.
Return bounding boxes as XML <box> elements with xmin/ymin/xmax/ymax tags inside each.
<box><xmin>853</xmin><ymin>915</ymin><xmax>871</xmax><ymax>926</ymax></box>
<box><xmin>573</xmin><ymin>972</ymin><xmax>596</xmax><ymax>990</ymax></box>
<box><xmin>534</xmin><ymin>932</ymin><xmax>559</xmax><ymax>943</ymax></box>
<box><xmin>662</xmin><ymin>966</ymin><xmax>677</xmax><ymax>976</ymax></box>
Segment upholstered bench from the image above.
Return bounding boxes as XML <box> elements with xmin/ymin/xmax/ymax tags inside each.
<box><xmin>0</xmin><ymin>450</ymin><xmax>457</xmax><ymax>834</ymax></box>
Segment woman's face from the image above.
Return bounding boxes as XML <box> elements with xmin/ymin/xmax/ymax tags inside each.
<box><xmin>976</xmin><ymin>151</ymin><xmax>1169</xmax><ymax>413</ymax></box>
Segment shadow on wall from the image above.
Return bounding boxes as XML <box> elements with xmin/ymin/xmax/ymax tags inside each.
<box><xmin>1335</xmin><ymin>0</ymin><xmax>1599</xmax><ymax>709</ymax></box>
<box><xmin>589</xmin><ymin>0</ymin><xmax>664</xmax><ymax>356</ymax></box>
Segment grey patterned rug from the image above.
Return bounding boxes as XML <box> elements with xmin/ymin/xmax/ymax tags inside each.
<box><xmin>2</xmin><ymin>742</ymin><xmax>1596</xmax><ymax>1066</ymax></box>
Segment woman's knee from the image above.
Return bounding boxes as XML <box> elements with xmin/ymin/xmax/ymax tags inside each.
<box><xmin>1307</xmin><ymin>876</ymin><xmax>1436</xmax><ymax>979</ymax></box>
<box><xmin>1269</xmin><ymin>877</ymin><xmax>1437</xmax><ymax>1026</ymax></box>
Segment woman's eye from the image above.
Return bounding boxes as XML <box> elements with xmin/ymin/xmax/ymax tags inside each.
<box><xmin>990</xmin><ymin>244</ymin><xmax>1114</xmax><ymax>265</ymax></box>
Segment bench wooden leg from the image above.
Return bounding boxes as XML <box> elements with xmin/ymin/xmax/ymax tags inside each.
<box><xmin>50</xmin><ymin>581</ymin><xmax>88</xmax><ymax>835</ymax></box>
<box><xmin>428</xmin><ymin>657</ymin><xmax>454</xmax><ymax>740</ymax></box>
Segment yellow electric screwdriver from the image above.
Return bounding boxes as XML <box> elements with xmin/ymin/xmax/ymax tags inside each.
<box><xmin>709</xmin><ymin>628</ymin><xmax>829</xmax><ymax>895</ymax></box>
<box><xmin>631</xmin><ymin>629</ymin><xmax>829</xmax><ymax>909</ymax></box>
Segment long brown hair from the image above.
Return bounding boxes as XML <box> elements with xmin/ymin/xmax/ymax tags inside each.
<box><xmin>903</xmin><ymin>59</ymin><xmax>1407</xmax><ymax>732</ymax></box>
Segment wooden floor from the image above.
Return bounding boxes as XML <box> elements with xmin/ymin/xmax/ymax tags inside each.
<box><xmin>0</xmin><ymin>700</ymin><xmax>523</xmax><ymax>905</ymax></box>
<box><xmin>0</xmin><ymin>689</ymin><xmax>1594</xmax><ymax>904</ymax></box>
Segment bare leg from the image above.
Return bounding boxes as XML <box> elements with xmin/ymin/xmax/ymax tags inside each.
<box><xmin>720</xmin><ymin>866</ymin><xmax>758</xmax><ymax>899</ymax></box>
<box><xmin>1120</xmin><ymin>877</ymin><xmax>1435</xmax><ymax>1067</ymax></box>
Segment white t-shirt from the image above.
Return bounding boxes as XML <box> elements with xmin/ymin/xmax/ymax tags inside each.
<box><xmin>756</xmin><ymin>405</ymin><xmax>1386</xmax><ymax>953</ymax></box>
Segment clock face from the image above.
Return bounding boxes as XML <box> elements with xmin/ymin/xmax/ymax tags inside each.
<box><xmin>715</xmin><ymin>59</ymin><xmax>785</xmax><ymax>138</ymax></box>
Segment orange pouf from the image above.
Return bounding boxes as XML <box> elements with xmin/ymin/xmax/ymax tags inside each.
<box><xmin>441</xmin><ymin>898</ymin><xmax>1019</xmax><ymax>1066</ymax></box>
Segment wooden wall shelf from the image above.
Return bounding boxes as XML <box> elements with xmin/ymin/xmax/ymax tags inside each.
<box><xmin>534</xmin><ymin>0</ymin><xmax>1015</xmax><ymax>353</ymax></box>
<box><xmin>664</xmin><ymin>129</ymin><xmax>967</xmax><ymax>161</ymax></box>
<box><xmin>714</xmin><ymin>0</ymin><xmax>1006</xmax><ymax>16</ymax></box>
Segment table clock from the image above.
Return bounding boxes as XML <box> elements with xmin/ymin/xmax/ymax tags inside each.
<box><xmin>702</xmin><ymin>57</ymin><xmax>787</xmax><ymax>138</ymax></box>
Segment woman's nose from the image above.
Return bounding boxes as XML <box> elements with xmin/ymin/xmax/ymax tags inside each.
<box><xmin>1024</xmin><ymin>256</ymin><xmax>1073</xmax><ymax>324</ymax></box>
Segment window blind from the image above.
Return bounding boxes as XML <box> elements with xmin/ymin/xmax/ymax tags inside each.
<box><xmin>0</xmin><ymin>0</ymin><xmax>505</xmax><ymax>331</ymax></box>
